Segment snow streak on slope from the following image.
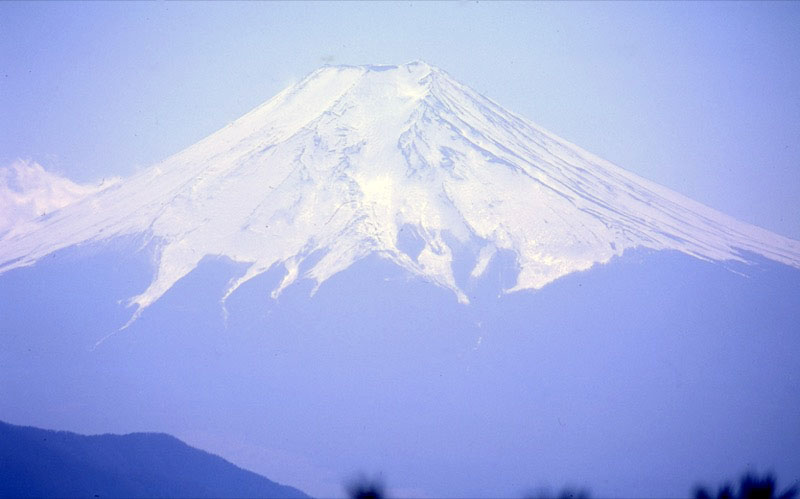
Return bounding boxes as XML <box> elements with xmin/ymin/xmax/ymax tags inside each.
<box><xmin>1</xmin><ymin>62</ymin><xmax>799</xmax><ymax>317</ymax></box>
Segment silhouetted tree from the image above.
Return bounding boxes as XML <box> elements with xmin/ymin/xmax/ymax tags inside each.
<box><xmin>346</xmin><ymin>476</ymin><xmax>385</xmax><ymax>499</ymax></box>
<box><xmin>694</xmin><ymin>472</ymin><xmax>797</xmax><ymax>499</ymax></box>
<box><xmin>524</xmin><ymin>486</ymin><xmax>591</xmax><ymax>499</ymax></box>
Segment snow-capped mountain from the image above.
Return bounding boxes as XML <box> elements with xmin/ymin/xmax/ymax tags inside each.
<box><xmin>3</xmin><ymin>62</ymin><xmax>800</xmax><ymax>498</ymax></box>
<box><xmin>1</xmin><ymin>61</ymin><xmax>798</xmax><ymax>319</ymax></box>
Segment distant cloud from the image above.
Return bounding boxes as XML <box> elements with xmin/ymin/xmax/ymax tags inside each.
<box><xmin>0</xmin><ymin>160</ymin><xmax>117</xmax><ymax>235</ymax></box>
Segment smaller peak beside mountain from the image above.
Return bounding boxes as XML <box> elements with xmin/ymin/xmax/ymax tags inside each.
<box><xmin>0</xmin><ymin>420</ymin><xmax>308</xmax><ymax>498</ymax></box>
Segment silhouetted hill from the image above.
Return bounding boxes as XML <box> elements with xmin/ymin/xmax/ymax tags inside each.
<box><xmin>0</xmin><ymin>420</ymin><xmax>308</xmax><ymax>498</ymax></box>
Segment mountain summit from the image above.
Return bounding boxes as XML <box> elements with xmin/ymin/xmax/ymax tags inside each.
<box><xmin>1</xmin><ymin>61</ymin><xmax>798</xmax><ymax>315</ymax></box>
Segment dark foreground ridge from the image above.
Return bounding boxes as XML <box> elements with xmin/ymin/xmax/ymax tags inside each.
<box><xmin>0</xmin><ymin>420</ymin><xmax>308</xmax><ymax>498</ymax></box>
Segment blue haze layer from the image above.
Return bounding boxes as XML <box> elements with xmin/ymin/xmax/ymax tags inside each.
<box><xmin>1</xmin><ymin>240</ymin><xmax>798</xmax><ymax>497</ymax></box>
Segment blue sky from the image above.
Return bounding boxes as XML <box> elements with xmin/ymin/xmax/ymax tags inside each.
<box><xmin>2</xmin><ymin>1</ymin><xmax>799</xmax><ymax>238</ymax></box>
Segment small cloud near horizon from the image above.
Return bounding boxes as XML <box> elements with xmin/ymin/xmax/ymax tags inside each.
<box><xmin>0</xmin><ymin>160</ymin><xmax>118</xmax><ymax>235</ymax></box>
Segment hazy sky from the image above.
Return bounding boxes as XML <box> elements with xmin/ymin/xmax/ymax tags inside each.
<box><xmin>2</xmin><ymin>1</ymin><xmax>799</xmax><ymax>238</ymax></box>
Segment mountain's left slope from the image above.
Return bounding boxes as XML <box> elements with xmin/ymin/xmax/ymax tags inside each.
<box><xmin>0</xmin><ymin>420</ymin><xmax>308</xmax><ymax>498</ymax></box>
